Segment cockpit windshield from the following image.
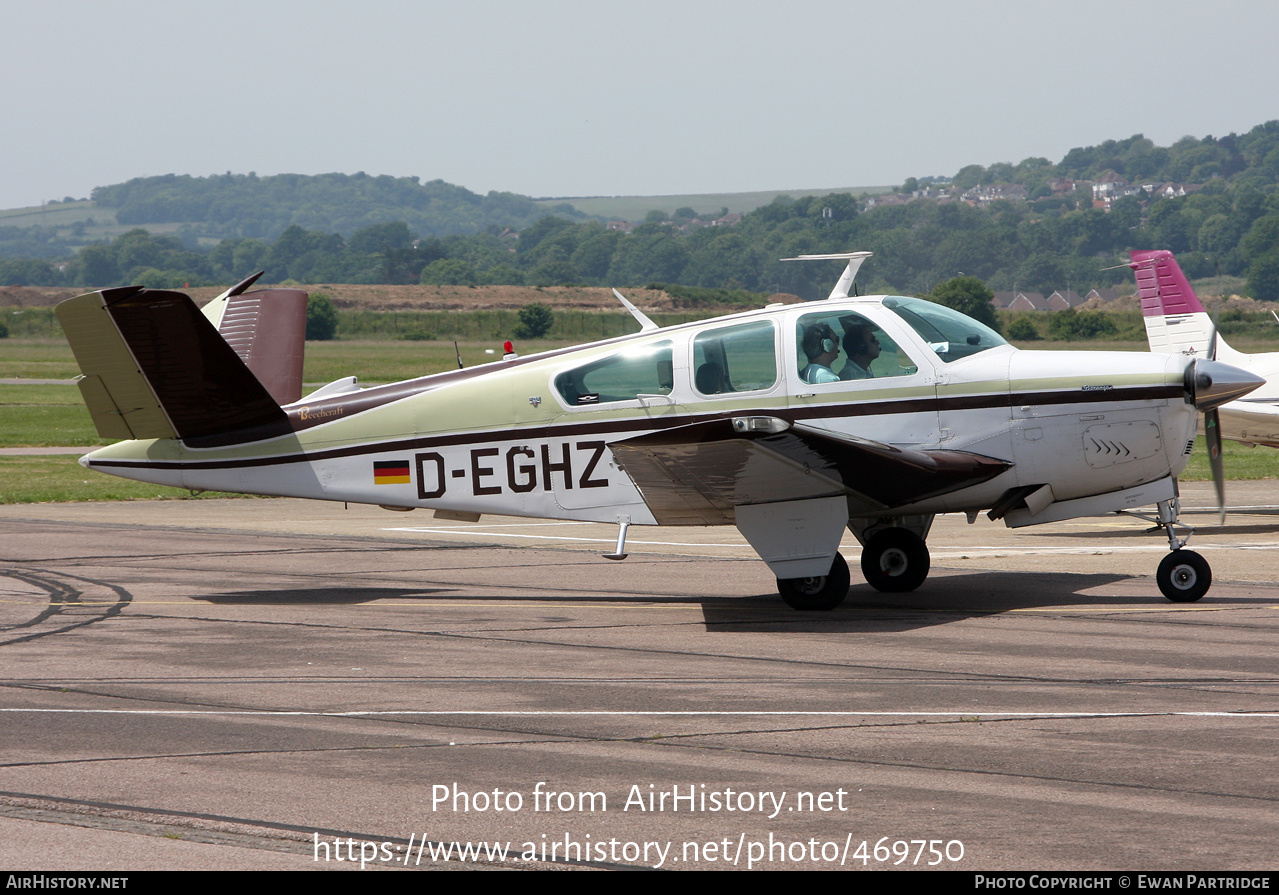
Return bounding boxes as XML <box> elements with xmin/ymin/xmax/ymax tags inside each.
<box><xmin>882</xmin><ymin>296</ymin><xmax>1007</xmax><ymax>362</ymax></box>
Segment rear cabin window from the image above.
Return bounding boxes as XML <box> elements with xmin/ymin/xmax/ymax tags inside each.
<box><xmin>555</xmin><ymin>341</ymin><xmax>674</xmax><ymax>406</ymax></box>
<box><xmin>692</xmin><ymin>321</ymin><xmax>777</xmax><ymax>395</ymax></box>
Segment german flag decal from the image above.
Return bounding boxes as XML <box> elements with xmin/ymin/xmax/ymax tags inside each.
<box><xmin>373</xmin><ymin>459</ymin><xmax>411</xmax><ymax>485</ymax></box>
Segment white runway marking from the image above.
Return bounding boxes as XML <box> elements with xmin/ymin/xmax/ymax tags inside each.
<box><xmin>386</xmin><ymin>525</ymin><xmax>1279</xmax><ymax>556</ymax></box>
<box><xmin>4</xmin><ymin>709</ymin><xmax>1278</xmax><ymax>719</ymax></box>
<box><xmin>385</xmin><ymin>527</ymin><xmax>746</xmax><ymax>549</ymax></box>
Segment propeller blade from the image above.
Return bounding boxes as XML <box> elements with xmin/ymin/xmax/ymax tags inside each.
<box><xmin>1206</xmin><ymin>408</ymin><xmax>1225</xmax><ymax>525</ymax></box>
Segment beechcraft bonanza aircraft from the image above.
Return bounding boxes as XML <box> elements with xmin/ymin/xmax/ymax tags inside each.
<box><xmin>1134</xmin><ymin>248</ymin><xmax>1279</xmax><ymax>448</ymax></box>
<box><xmin>57</xmin><ymin>252</ymin><xmax>1263</xmax><ymax>608</ymax></box>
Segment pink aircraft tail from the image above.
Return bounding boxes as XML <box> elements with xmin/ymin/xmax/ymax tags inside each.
<box><xmin>1130</xmin><ymin>249</ymin><xmax>1207</xmax><ymax>317</ymax></box>
<box><xmin>1130</xmin><ymin>249</ymin><xmax>1241</xmax><ymax>360</ymax></box>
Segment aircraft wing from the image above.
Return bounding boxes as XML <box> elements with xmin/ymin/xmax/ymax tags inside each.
<box><xmin>1221</xmin><ymin>399</ymin><xmax>1279</xmax><ymax>447</ymax></box>
<box><xmin>608</xmin><ymin>418</ymin><xmax>1012</xmax><ymax>525</ymax></box>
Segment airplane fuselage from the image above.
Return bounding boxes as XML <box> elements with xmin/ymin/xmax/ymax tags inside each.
<box><xmin>84</xmin><ymin>295</ymin><xmax>1200</xmax><ymax>527</ymax></box>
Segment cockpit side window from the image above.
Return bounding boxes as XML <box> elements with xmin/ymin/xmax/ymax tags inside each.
<box><xmin>555</xmin><ymin>341</ymin><xmax>674</xmax><ymax>406</ymax></box>
<box><xmin>882</xmin><ymin>296</ymin><xmax>1007</xmax><ymax>362</ymax></box>
<box><xmin>795</xmin><ymin>311</ymin><xmax>918</xmax><ymax>383</ymax></box>
<box><xmin>692</xmin><ymin>321</ymin><xmax>777</xmax><ymax>395</ymax></box>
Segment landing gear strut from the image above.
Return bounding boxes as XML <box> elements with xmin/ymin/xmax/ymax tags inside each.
<box><xmin>1126</xmin><ymin>496</ymin><xmax>1212</xmax><ymax>602</ymax></box>
<box><xmin>860</xmin><ymin>528</ymin><xmax>930</xmax><ymax>593</ymax></box>
<box><xmin>777</xmin><ymin>553</ymin><xmax>850</xmax><ymax>611</ymax></box>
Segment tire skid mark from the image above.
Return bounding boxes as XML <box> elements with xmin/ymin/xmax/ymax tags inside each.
<box><xmin>0</xmin><ymin>569</ymin><xmax>132</xmax><ymax>645</ymax></box>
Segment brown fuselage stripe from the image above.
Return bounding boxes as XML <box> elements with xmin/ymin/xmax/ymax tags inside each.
<box><xmin>87</xmin><ymin>384</ymin><xmax>1185</xmax><ymax>472</ymax></box>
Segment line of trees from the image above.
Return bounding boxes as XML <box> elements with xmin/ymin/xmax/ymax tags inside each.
<box><xmin>5</xmin><ymin>123</ymin><xmax>1279</xmax><ymax>299</ymax></box>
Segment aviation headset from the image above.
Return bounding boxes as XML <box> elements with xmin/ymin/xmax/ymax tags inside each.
<box><xmin>803</xmin><ymin>324</ymin><xmax>839</xmax><ymax>360</ymax></box>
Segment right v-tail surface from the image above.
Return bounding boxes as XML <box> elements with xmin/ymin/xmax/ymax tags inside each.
<box><xmin>1133</xmin><ymin>248</ymin><xmax>1279</xmax><ymax>447</ymax></box>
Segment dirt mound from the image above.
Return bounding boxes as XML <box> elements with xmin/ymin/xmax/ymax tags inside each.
<box><xmin>300</xmin><ymin>284</ymin><xmax>677</xmax><ymax>312</ymax></box>
<box><xmin>1</xmin><ymin>282</ymin><xmax>792</xmax><ymax>314</ymax></box>
<box><xmin>0</xmin><ymin>286</ymin><xmax>75</xmax><ymax>308</ymax></box>
<box><xmin>186</xmin><ymin>283</ymin><xmax>782</xmax><ymax>313</ymax></box>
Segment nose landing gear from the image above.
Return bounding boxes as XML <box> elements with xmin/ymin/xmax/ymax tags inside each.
<box><xmin>1126</xmin><ymin>496</ymin><xmax>1212</xmax><ymax>602</ymax></box>
<box><xmin>1157</xmin><ymin>550</ymin><xmax>1211</xmax><ymax>602</ymax></box>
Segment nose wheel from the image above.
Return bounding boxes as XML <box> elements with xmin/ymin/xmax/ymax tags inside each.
<box><xmin>777</xmin><ymin>552</ymin><xmax>850</xmax><ymax>610</ymax></box>
<box><xmin>1156</xmin><ymin>550</ymin><xmax>1211</xmax><ymax>602</ymax></box>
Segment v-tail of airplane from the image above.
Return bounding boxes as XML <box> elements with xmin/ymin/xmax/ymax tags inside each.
<box><xmin>56</xmin><ymin>272</ymin><xmax>306</xmax><ymax>443</ymax></box>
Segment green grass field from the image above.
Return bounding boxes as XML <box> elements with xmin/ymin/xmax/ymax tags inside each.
<box><xmin>0</xmin><ymin>338</ymin><xmax>577</xmax><ymax>387</ymax></box>
<box><xmin>0</xmin><ymin>456</ymin><xmax>256</xmax><ymax>504</ymax></box>
<box><xmin>0</xmin><ymin>341</ymin><xmax>83</xmax><ymax>379</ymax></box>
<box><xmin>1180</xmin><ymin>437</ymin><xmax>1277</xmax><ymax>481</ymax></box>
<box><xmin>0</xmin><ymin>392</ymin><xmax>98</xmax><ymax>446</ymax></box>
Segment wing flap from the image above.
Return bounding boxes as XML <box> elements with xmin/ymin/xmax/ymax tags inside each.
<box><xmin>610</xmin><ymin>419</ymin><xmax>1012</xmax><ymax>525</ymax></box>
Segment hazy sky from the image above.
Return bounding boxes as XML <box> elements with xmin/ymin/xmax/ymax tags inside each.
<box><xmin>3</xmin><ymin>0</ymin><xmax>1277</xmax><ymax>210</ymax></box>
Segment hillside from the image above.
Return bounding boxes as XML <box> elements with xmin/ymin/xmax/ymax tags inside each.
<box><xmin>0</xmin><ymin>174</ymin><xmax>593</xmax><ymax>259</ymax></box>
<box><xmin>5</xmin><ymin>121</ymin><xmax>1279</xmax><ymax>301</ymax></box>
<box><xmin>532</xmin><ymin>185</ymin><xmax>893</xmax><ymax>220</ymax></box>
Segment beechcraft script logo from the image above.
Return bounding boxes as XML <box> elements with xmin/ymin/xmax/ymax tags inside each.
<box><xmin>373</xmin><ymin>460</ymin><xmax>411</xmax><ymax>485</ymax></box>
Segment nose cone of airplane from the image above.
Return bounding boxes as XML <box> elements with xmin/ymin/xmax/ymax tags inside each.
<box><xmin>1186</xmin><ymin>358</ymin><xmax>1265</xmax><ymax>411</ymax></box>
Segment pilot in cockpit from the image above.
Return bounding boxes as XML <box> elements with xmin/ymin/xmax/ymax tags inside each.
<box><xmin>800</xmin><ymin>323</ymin><xmax>841</xmax><ymax>384</ymax></box>
<box><xmin>838</xmin><ymin>320</ymin><xmax>881</xmax><ymax>380</ymax></box>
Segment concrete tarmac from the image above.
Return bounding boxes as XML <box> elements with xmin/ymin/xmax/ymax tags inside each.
<box><xmin>0</xmin><ymin>483</ymin><xmax>1276</xmax><ymax>871</ymax></box>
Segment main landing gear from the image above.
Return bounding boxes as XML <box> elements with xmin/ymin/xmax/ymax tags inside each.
<box><xmin>777</xmin><ymin>553</ymin><xmax>850</xmax><ymax>611</ymax></box>
<box><xmin>1128</xmin><ymin>496</ymin><xmax>1212</xmax><ymax>602</ymax></box>
<box><xmin>860</xmin><ymin>528</ymin><xmax>930</xmax><ymax>593</ymax></box>
<box><xmin>775</xmin><ymin>522</ymin><xmax>934</xmax><ymax>610</ymax></box>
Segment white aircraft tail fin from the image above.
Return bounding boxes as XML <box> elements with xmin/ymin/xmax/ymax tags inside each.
<box><xmin>1130</xmin><ymin>249</ymin><xmax>1245</xmax><ymax>362</ymax></box>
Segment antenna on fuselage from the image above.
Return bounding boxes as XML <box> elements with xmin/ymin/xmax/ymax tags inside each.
<box><xmin>780</xmin><ymin>251</ymin><xmax>873</xmax><ymax>300</ymax></box>
<box><xmin>612</xmin><ymin>288</ymin><xmax>659</xmax><ymax>332</ymax></box>
<box><xmin>454</xmin><ymin>340</ymin><xmax>464</xmax><ymax>369</ymax></box>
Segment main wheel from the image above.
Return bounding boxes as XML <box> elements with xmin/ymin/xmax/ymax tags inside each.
<box><xmin>861</xmin><ymin>528</ymin><xmax>930</xmax><ymax>593</ymax></box>
<box><xmin>1157</xmin><ymin>549</ymin><xmax>1211</xmax><ymax>602</ymax></box>
<box><xmin>777</xmin><ymin>553</ymin><xmax>850</xmax><ymax>611</ymax></box>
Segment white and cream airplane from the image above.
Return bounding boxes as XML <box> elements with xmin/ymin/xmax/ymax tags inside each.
<box><xmin>1134</xmin><ymin>248</ymin><xmax>1279</xmax><ymax>447</ymax></box>
<box><xmin>57</xmin><ymin>252</ymin><xmax>1262</xmax><ymax>607</ymax></box>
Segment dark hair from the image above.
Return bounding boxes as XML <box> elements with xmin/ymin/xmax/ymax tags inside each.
<box><xmin>843</xmin><ymin>324</ymin><xmax>870</xmax><ymax>354</ymax></box>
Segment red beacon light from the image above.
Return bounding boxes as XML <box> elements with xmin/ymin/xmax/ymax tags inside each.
<box><xmin>503</xmin><ymin>340</ymin><xmax>518</xmax><ymax>360</ymax></box>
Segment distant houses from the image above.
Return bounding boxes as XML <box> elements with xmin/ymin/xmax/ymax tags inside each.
<box><xmin>959</xmin><ymin>183</ymin><xmax>1028</xmax><ymax>206</ymax></box>
<box><xmin>993</xmin><ymin>288</ymin><xmax>1121</xmax><ymax>311</ymax></box>
<box><xmin>862</xmin><ymin>170</ymin><xmax>1197</xmax><ymax>214</ymax></box>
<box><xmin>600</xmin><ymin>169</ymin><xmax>1198</xmax><ymax>238</ymax></box>
<box><xmin>606</xmin><ymin>211</ymin><xmax>741</xmax><ymax>234</ymax></box>
<box><xmin>1092</xmin><ymin>174</ymin><xmax>1194</xmax><ymax>209</ymax></box>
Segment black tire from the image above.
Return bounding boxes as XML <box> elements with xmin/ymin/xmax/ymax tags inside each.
<box><xmin>1157</xmin><ymin>549</ymin><xmax>1211</xmax><ymax>602</ymax></box>
<box><xmin>861</xmin><ymin>528</ymin><xmax>930</xmax><ymax>593</ymax></box>
<box><xmin>778</xmin><ymin>553</ymin><xmax>850</xmax><ymax>611</ymax></box>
